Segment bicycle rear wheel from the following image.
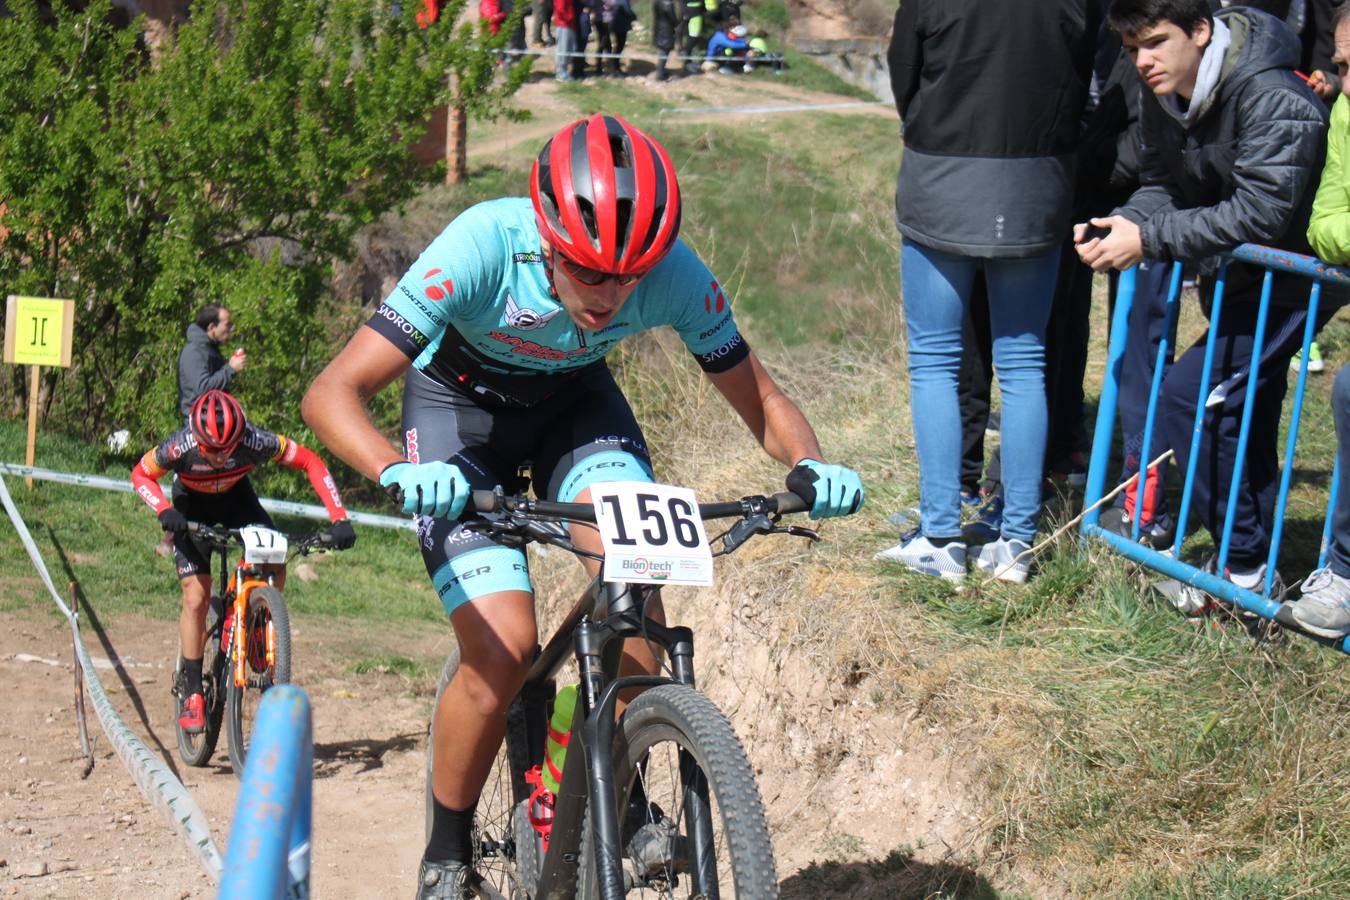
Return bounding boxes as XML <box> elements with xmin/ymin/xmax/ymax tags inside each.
<box><xmin>577</xmin><ymin>684</ymin><xmax>777</xmax><ymax>899</ymax></box>
<box><xmin>174</xmin><ymin>598</ymin><xmax>227</xmax><ymax>767</ymax></box>
<box><xmin>426</xmin><ymin>648</ymin><xmax>543</xmax><ymax>898</ymax></box>
<box><xmin>225</xmin><ymin>586</ymin><xmax>291</xmax><ymax>777</ymax></box>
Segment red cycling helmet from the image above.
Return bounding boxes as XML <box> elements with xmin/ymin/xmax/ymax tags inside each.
<box><xmin>190</xmin><ymin>390</ymin><xmax>246</xmax><ymax>452</ymax></box>
<box><xmin>530</xmin><ymin>114</ymin><xmax>682</xmax><ymax>278</ymax></box>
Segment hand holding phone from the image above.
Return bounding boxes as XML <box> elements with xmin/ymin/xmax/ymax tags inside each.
<box><xmin>1078</xmin><ymin>223</ymin><xmax>1112</xmax><ymax>244</ymax></box>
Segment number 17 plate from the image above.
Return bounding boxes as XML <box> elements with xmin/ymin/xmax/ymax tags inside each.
<box><xmin>592</xmin><ymin>482</ymin><xmax>714</xmax><ymax>586</ymax></box>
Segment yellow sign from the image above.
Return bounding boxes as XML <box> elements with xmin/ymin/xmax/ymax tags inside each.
<box><xmin>4</xmin><ymin>295</ymin><xmax>75</xmax><ymax>368</ymax></box>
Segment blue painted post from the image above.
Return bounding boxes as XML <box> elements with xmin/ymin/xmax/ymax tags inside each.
<box><xmin>219</xmin><ymin>685</ymin><xmax>314</xmax><ymax>900</ymax></box>
<box><xmin>1132</xmin><ymin>262</ymin><xmax>1183</xmax><ymax>542</ymax></box>
<box><xmin>1082</xmin><ymin>266</ymin><xmax>1137</xmax><ymax>529</ymax></box>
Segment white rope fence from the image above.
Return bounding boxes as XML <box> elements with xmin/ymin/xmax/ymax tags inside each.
<box><xmin>0</xmin><ymin>474</ymin><xmax>224</xmax><ymax>881</ymax></box>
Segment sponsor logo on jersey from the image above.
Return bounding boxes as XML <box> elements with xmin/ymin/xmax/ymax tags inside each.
<box><xmin>592</xmin><ymin>321</ymin><xmax>630</xmax><ymax>336</ymax></box>
<box><xmin>697</xmin><ymin>313</ymin><xmax>733</xmax><ymax>341</ymax></box>
<box><xmin>397</xmin><ymin>284</ymin><xmax>447</xmax><ymax>325</ymax></box>
<box><xmin>488</xmin><ymin>331</ymin><xmax>577</xmax><ymax>361</ymax></box>
<box><xmin>405</xmin><ymin>428</ymin><xmax>420</xmax><ymax>464</ymax></box>
<box><xmin>376</xmin><ymin>304</ymin><xmax>431</xmax><ymax>348</ymax></box>
<box><xmin>703</xmin><ymin>280</ymin><xmax>726</xmax><ymax>314</ymax></box>
<box><xmin>700</xmin><ymin>332</ymin><xmax>744</xmax><ymax>365</ymax></box>
<box><xmin>422</xmin><ymin>268</ymin><xmax>454</xmax><ymax>303</ymax></box>
<box><xmin>512</xmin><ymin>252</ymin><xmax>544</xmax><ymax>264</ymax></box>
<box><xmin>135</xmin><ymin>484</ymin><xmax>161</xmax><ymax>508</ymax></box>
<box><xmin>504</xmin><ymin>294</ymin><xmax>561</xmax><ymax>331</ymax></box>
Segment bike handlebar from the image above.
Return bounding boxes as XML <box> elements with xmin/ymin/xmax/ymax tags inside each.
<box><xmin>467</xmin><ymin>488</ymin><xmax>809</xmax><ymax>521</ymax></box>
<box><xmin>184</xmin><ymin>521</ymin><xmax>338</xmax><ymax>555</ymax></box>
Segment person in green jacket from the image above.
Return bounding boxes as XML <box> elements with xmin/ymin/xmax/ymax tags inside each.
<box><xmin>1293</xmin><ymin>4</ymin><xmax>1350</xmax><ymax>639</ymax></box>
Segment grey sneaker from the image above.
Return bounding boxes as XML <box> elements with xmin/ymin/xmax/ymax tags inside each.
<box><xmin>416</xmin><ymin>858</ymin><xmax>475</xmax><ymax>900</ymax></box>
<box><xmin>971</xmin><ymin>537</ymin><xmax>1033</xmax><ymax>583</ymax></box>
<box><xmin>1098</xmin><ymin>506</ymin><xmax>1173</xmax><ymax>549</ymax></box>
<box><xmin>874</xmin><ymin>532</ymin><xmax>967</xmax><ymax>581</ymax></box>
<box><xmin>1291</xmin><ymin>568</ymin><xmax>1350</xmax><ymax>638</ymax></box>
<box><xmin>1155</xmin><ymin>557</ymin><xmax>1283</xmax><ymax>618</ymax></box>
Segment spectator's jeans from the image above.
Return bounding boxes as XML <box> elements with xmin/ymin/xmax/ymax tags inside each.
<box><xmin>555</xmin><ymin>27</ymin><xmax>576</xmax><ymax>79</ymax></box>
<box><xmin>1332</xmin><ymin>365</ymin><xmax>1350</xmax><ymax>578</ymax></box>
<box><xmin>1160</xmin><ymin>301</ymin><xmax>1333</xmax><ymax>569</ymax></box>
<box><xmin>900</xmin><ymin>238</ymin><xmax>1058</xmax><ymax>543</ymax></box>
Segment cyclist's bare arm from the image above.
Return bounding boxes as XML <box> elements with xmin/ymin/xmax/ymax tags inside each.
<box><xmin>302</xmin><ymin>328</ymin><xmax>411</xmax><ymax>481</ymax></box>
<box><xmin>704</xmin><ymin>349</ymin><xmax>826</xmax><ymax>467</ymax></box>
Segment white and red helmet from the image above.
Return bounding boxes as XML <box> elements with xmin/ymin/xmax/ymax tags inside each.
<box><xmin>531</xmin><ymin>114</ymin><xmax>682</xmax><ymax>278</ymax></box>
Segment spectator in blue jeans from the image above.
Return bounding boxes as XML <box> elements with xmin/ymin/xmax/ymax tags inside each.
<box><xmin>874</xmin><ymin>0</ymin><xmax>1100</xmax><ymax>583</ymax></box>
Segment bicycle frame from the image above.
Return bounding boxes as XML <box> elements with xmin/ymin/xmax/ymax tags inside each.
<box><xmin>523</xmin><ymin>574</ymin><xmax>707</xmax><ymax>900</ymax></box>
<box><xmin>213</xmin><ymin>545</ymin><xmax>279</xmax><ymax>690</ymax></box>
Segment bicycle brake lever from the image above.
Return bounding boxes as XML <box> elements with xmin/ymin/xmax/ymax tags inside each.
<box><xmin>775</xmin><ymin>524</ymin><xmax>820</xmax><ymax>542</ymax></box>
<box><xmin>721</xmin><ymin>514</ymin><xmax>774</xmax><ymax>554</ymax></box>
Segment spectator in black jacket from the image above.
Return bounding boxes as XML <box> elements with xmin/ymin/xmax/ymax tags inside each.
<box><xmin>177</xmin><ymin>304</ymin><xmax>245</xmax><ymax>424</ymax></box>
<box><xmin>1078</xmin><ymin>0</ymin><xmax>1341</xmax><ymax>612</ymax></box>
<box><xmin>875</xmin><ymin>0</ymin><xmax>1100</xmax><ymax>584</ymax></box>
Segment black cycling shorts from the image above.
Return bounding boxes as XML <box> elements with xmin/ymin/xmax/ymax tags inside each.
<box><xmin>402</xmin><ymin>364</ymin><xmax>653</xmax><ymax>613</ymax></box>
<box><xmin>170</xmin><ymin>478</ymin><xmax>274</xmax><ymax>579</ymax></box>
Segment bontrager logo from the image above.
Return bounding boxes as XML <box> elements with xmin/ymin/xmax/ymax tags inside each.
<box><xmin>422</xmin><ymin>268</ymin><xmax>454</xmax><ymax>303</ymax></box>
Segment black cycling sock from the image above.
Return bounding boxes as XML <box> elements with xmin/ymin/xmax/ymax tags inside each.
<box><xmin>181</xmin><ymin>657</ymin><xmax>203</xmax><ymax>696</ymax></box>
<box><xmin>425</xmin><ymin>797</ymin><xmax>476</xmax><ymax>863</ymax></box>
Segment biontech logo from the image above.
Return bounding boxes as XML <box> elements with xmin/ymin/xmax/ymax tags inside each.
<box><xmin>621</xmin><ymin>558</ymin><xmax>672</xmax><ymax>579</ymax></box>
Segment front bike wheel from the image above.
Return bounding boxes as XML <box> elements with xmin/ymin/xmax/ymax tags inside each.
<box><xmin>426</xmin><ymin>648</ymin><xmax>542</xmax><ymax>899</ymax></box>
<box><xmin>577</xmin><ymin>684</ymin><xmax>777</xmax><ymax>899</ymax></box>
<box><xmin>225</xmin><ymin>586</ymin><xmax>291</xmax><ymax>777</ymax></box>
<box><xmin>174</xmin><ymin>598</ymin><xmax>227</xmax><ymax>767</ymax></box>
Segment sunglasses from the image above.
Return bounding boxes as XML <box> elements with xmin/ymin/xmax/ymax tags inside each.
<box><xmin>558</xmin><ymin>257</ymin><xmax>642</xmax><ymax>287</ymax></box>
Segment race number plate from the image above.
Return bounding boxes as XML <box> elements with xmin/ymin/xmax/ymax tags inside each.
<box><xmin>592</xmin><ymin>482</ymin><xmax>714</xmax><ymax>586</ymax></box>
<box><xmin>239</xmin><ymin>525</ymin><xmax>288</xmax><ymax>565</ymax></box>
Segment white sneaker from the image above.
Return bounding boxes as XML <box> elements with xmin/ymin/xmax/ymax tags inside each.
<box><xmin>1291</xmin><ymin>568</ymin><xmax>1350</xmax><ymax>638</ymax></box>
<box><xmin>874</xmin><ymin>532</ymin><xmax>967</xmax><ymax>582</ymax></box>
<box><xmin>971</xmin><ymin>537</ymin><xmax>1033</xmax><ymax>583</ymax></box>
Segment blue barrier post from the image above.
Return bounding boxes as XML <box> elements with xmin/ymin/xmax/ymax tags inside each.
<box><xmin>1082</xmin><ymin>246</ymin><xmax>1350</xmax><ymax>655</ymax></box>
<box><xmin>219</xmin><ymin>685</ymin><xmax>313</xmax><ymax>899</ymax></box>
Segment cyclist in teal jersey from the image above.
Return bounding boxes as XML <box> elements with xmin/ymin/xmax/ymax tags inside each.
<box><xmin>302</xmin><ymin>114</ymin><xmax>863</xmax><ymax>898</ymax></box>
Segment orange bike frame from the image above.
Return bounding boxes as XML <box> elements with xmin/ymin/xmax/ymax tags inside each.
<box><xmin>228</xmin><ymin>563</ymin><xmax>275</xmax><ymax>690</ymax></box>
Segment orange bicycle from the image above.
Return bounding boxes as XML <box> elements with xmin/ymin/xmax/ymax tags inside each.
<box><xmin>172</xmin><ymin>522</ymin><xmax>338</xmax><ymax>776</ymax></box>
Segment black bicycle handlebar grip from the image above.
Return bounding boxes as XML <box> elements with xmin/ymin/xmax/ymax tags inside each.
<box><xmin>472</xmin><ymin>490</ymin><xmax>500</xmax><ymax>513</ymax></box>
<box><xmin>773</xmin><ymin>491</ymin><xmax>809</xmax><ymax>515</ymax></box>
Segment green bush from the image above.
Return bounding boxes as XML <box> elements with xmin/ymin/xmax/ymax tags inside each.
<box><xmin>0</xmin><ymin>0</ymin><xmax>527</xmax><ymax>447</ymax></box>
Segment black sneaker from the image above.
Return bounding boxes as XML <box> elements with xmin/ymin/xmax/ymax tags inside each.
<box><xmin>416</xmin><ymin>858</ymin><xmax>476</xmax><ymax>900</ymax></box>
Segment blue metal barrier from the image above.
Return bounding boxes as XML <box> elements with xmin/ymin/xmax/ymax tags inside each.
<box><xmin>1082</xmin><ymin>244</ymin><xmax>1350</xmax><ymax>654</ymax></box>
<box><xmin>219</xmin><ymin>685</ymin><xmax>314</xmax><ymax>899</ymax></box>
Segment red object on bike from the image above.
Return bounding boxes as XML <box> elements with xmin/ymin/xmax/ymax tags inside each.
<box><xmin>524</xmin><ymin>765</ymin><xmax>555</xmax><ymax>851</ymax></box>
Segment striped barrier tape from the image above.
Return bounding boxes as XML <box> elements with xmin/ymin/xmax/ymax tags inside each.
<box><xmin>0</xmin><ymin>462</ymin><xmax>414</xmax><ymax>531</ymax></box>
<box><xmin>0</xmin><ymin>474</ymin><xmax>225</xmax><ymax>881</ymax></box>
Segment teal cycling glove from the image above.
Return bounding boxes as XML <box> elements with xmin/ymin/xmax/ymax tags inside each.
<box><xmin>785</xmin><ymin>459</ymin><xmax>865</xmax><ymax>520</ymax></box>
<box><xmin>379</xmin><ymin>461</ymin><xmax>471</xmax><ymax>519</ymax></box>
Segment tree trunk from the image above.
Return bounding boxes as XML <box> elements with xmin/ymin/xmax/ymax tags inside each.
<box><xmin>446</xmin><ymin>73</ymin><xmax>467</xmax><ymax>184</ymax></box>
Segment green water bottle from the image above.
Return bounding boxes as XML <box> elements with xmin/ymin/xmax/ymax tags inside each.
<box><xmin>542</xmin><ymin>684</ymin><xmax>577</xmax><ymax>793</ymax></box>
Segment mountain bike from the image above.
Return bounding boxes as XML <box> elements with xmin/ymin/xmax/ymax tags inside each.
<box><xmin>423</xmin><ymin>484</ymin><xmax>818</xmax><ymax>899</ymax></box>
<box><xmin>172</xmin><ymin>522</ymin><xmax>339</xmax><ymax>776</ymax></box>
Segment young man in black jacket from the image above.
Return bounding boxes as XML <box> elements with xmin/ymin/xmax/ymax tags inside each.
<box><xmin>1078</xmin><ymin>0</ymin><xmax>1341</xmax><ymax>611</ymax></box>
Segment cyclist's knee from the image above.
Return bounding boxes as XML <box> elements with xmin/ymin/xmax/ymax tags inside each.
<box><xmin>453</xmin><ymin>643</ymin><xmax>533</xmax><ymax>717</ymax></box>
<box><xmin>180</xmin><ymin>577</ymin><xmax>211</xmax><ymax>613</ymax></box>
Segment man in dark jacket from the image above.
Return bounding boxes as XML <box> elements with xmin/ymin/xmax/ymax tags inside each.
<box><xmin>875</xmin><ymin>0</ymin><xmax>1100</xmax><ymax>584</ymax></box>
<box><xmin>1078</xmin><ymin>0</ymin><xmax>1338</xmax><ymax>609</ymax></box>
<box><xmin>177</xmin><ymin>304</ymin><xmax>245</xmax><ymax>423</ymax></box>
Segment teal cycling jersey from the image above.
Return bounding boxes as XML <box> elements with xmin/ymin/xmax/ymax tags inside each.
<box><xmin>365</xmin><ymin>197</ymin><xmax>749</xmax><ymax>407</ymax></box>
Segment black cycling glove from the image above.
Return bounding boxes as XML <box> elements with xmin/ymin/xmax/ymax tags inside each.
<box><xmin>323</xmin><ymin>519</ymin><xmax>357</xmax><ymax>550</ymax></box>
<box><xmin>158</xmin><ymin>508</ymin><xmax>189</xmax><ymax>533</ymax></box>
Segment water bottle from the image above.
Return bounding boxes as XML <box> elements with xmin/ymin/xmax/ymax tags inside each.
<box><xmin>526</xmin><ymin>684</ymin><xmax>578</xmax><ymax>850</ymax></box>
<box><xmin>542</xmin><ymin>684</ymin><xmax>577</xmax><ymax>792</ymax></box>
